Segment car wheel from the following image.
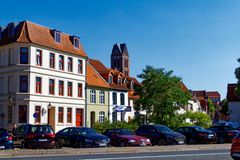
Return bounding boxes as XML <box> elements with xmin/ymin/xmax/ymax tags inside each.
<box><xmin>218</xmin><ymin>137</ymin><xmax>224</xmax><ymax>144</ymax></box>
<box><xmin>158</xmin><ymin>139</ymin><xmax>167</xmax><ymax>146</ymax></box>
<box><xmin>120</xmin><ymin>141</ymin><xmax>125</xmax><ymax>147</ymax></box>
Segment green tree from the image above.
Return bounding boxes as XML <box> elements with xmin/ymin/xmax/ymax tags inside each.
<box><xmin>220</xmin><ymin>99</ymin><xmax>229</xmax><ymax>116</ymax></box>
<box><xmin>185</xmin><ymin>111</ymin><xmax>212</xmax><ymax>128</ymax></box>
<box><xmin>235</xmin><ymin>58</ymin><xmax>240</xmax><ymax>95</ymax></box>
<box><xmin>207</xmin><ymin>98</ymin><xmax>215</xmax><ymax>120</ymax></box>
<box><xmin>135</xmin><ymin>65</ymin><xmax>190</xmax><ymax>126</ymax></box>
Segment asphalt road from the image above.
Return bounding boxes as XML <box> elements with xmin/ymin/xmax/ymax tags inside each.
<box><xmin>0</xmin><ymin>149</ymin><xmax>231</xmax><ymax>160</ymax></box>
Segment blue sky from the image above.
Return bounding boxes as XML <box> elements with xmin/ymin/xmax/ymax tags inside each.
<box><xmin>1</xmin><ymin>0</ymin><xmax>240</xmax><ymax>98</ymax></box>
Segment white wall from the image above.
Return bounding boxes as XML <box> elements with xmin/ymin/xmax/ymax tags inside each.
<box><xmin>0</xmin><ymin>43</ymin><xmax>87</xmax><ymax>132</ymax></box>
<box><xmin>229</xmin><ymin>102</ymin><xmax>240</xmax><ymax>122</ymax></box>
<box><xmin>108</xmin><ymin>90</ymin><xmax>128</xmax><ymax>122</ymax></box>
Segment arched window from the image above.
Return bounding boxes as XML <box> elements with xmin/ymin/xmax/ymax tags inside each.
<box><xmin>90</xmin><ymin>89</ymin><xmax>96</xmax><ymax>103</ymax></box>
<box><xmin>99</xmin><ymin>111</ymin><xmax>105</xmax><ymax>123</ymax></box>
<box><xmin>112</xmin><ymin>92</ymin><xmax>117</xmax><ymax>105</ymax></box>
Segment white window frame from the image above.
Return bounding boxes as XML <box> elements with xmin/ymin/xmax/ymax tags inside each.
<box><xmin>90</xmin><ymin>89</ymin><xmax>96</xmax><ymax>103</ymax></box>
<box><xmin>99</xmin><ymin>91</ymin><xmax>105</xmax><ymax>104</ymax></box>
<box><xmin>99</xmin><ymin>111</ymin><xmax>105</xmax><ymax>123</ymax></box>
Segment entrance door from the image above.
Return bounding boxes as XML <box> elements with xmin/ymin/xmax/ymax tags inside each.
<box><xmin>76</xmin><ymin>108</ymin><xmax>83</xmax><ymax>127</ymax></box>
<box><xmin>90</xmin><ymin>111</ymin><xmax>95</xmax><ymax>128</ymax></box>
<box><xmin>48</xmin><ymin>107</ymin><xmax>55</xmax><ymax>132</ymax></box>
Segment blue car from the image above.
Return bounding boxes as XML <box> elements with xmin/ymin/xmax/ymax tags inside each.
<box><xmin>56</xmin><ymin>127</ymin><xmax>110</xmax><ymax>148</ymax></box>
<box><xmin>0</xmin><ymin>128</ymin><xmax>14</xmax><ymax>149</ymax></box>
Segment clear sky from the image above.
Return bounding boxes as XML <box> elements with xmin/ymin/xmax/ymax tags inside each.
<box><xmin>1</xmin><ymin>0</ymin><xmax>240</xmax><ymax>98</ymax></box>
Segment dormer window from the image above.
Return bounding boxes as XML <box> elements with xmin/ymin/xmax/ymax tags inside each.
<box><xmin>124</xmin><ymin>79</ymin><xmax>128</xmax><ymax>84</ymax></box>
<box><xmin>53</xmin><ymin>30</ymin><xmax>61</xmax><ymax>43</ymax></box>
<box><xmin>109</xmin><ymin>76</ymin><xmax>113</xmax><ymax>84</ymax></box>
<box><xmin>73</xmin><ymin>36</ymin><xmax>80</xmax><ymax>48</ymax></box>
<box><xmin>118</xmin><ymin>77</ymin><xmax>122</xmax><ymax>85</ymax></box>
<box><xmin>8</xmin><ymin>23</ymin><xmax>14</xmax><ymax>37</ymax></box>
<box><xmin>130</xmin><ymin>81</ymin><xmax>134</xmax><ymax>90</ymax></box>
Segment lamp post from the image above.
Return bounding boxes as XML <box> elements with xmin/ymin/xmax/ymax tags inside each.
<box><xmin>8</xmin><ymin>95</ymin><xmax>15</xmax><ymax>126</ymax></box>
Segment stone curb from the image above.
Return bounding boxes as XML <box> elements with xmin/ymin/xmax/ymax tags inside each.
<box><xmin>0</xmin><ymin>144</ymin><xmax>231</xmax><ymax>158</ymax></box>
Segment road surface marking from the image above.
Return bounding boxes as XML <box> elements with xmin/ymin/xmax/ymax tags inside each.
<box><xmin>81</xmin><ymin>152</ymin><xmax>229</xmax><ymax>160</ymax></box>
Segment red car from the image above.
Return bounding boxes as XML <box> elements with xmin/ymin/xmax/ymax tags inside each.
<box><xmin>103</xmin><ymin>129</ymin><xmax>151</xmax><ymax>147</ymax></box>
<box><xmin>231</xmin><ymin>133</ymin><xmax>240</xmax><ymax>160</ymax></box>
<box><xmin>13</xmin><ymin>124</ymin><xmax>58</xmax><ymax>149</ymax></box>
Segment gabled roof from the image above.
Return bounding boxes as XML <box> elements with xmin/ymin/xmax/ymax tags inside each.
<box><xmin>86</xmin><ymin>62</ymin><xmax>110</xmax><ymax>89</ymax></box>
<box><xmin>0</xmin><ymin>21</ymin><xmax>87</xmax><ymax>58</ymax></box>
<box><xmin>227</xmin><ymin>83</ymin><xmax>240</xmax><ymax>102</ymax></box>
<box><xmin>88</xmin><ymin>58</ymin><xmax>128</xmax><ymax>91</ymax></box>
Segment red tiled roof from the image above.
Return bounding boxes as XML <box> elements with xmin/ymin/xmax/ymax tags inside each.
<box><xmin>0</xmin><ymin>21</ymin><xmax>87</xmax><ymax>58</ymax></box>
<box><xmin>89</xmin><ymin>59</ymin><xmax>108</xmax><ymax>72</ymax></box>
<box><xmin>89</xmin><ymin>58</ymin><xmax>128</xmax><ymax>91</ymax></box>
<box><xmin>227</xmin><ymin>83</ymin><xmax>240</xmax><ymax>102</ymax></box>
<box><xmin>86</xmin><ymin>63</ymin><xmax>110</xmax><ymax>89</ymax></box>
<box><xmin>128</xmin><ymin>90</ymin><xmax>140</xmax><ymax>99</ymax></box>
<box><xmin>206</xmin><ymin>91</ymin><xmax>221</xmax><ymax>98</ymax></box>
<box><xmin>191</xmin><ymin>90</ymin><xmax>207</xmax><ymax>99</ymax></box>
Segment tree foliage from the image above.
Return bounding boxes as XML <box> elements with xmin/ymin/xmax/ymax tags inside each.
<box><xmin>93</xmin><ymin>119</ymin><xmax>138</xmax><ymax>133</ymax></box>
<box><xmin>135</xmin><ymin>65</ymin><xmax>191</xmax><ymax>126</ymax></box>
<box><xmin>220</xmin><ymin>99</ymin><xmax>229</xmax><ymax>116</ymax></box>
<box><xmin>235</xmin><ymin>58</ymin><xmax>240</xmax><ymax>95</ymax></box>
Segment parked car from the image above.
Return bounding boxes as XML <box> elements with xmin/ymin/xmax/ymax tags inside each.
<box><xmin>0</xmin><ymin>128</ymin><xmax>14</xmax><ymax>149</ymax></box>
<box><xmin>231</xmin><ymin>133</ymin><xmax>240</xmax><ymax>160</ymax></box>
<box><xmin>135</xmin><ymin>124</ymin><xmax>185</xmax><ymax>145</ymax></box>
<box><xmin>207</xmin><ymin>126</ymin><xmax>239</xmax><ymax>143</ymax></box>
<box><xmin>13</xmin><ymin>124</ymin><xmax>57</xmax><ymax>149</ymax></box>
<box><xmin>56</xmin><ymin>127</ymin><xmax>110</xmax><ymax>148</ymax></box>
<box><xmin>213</xmin><ymin>121</ymin><xmax>240</xmax><ymax>130</ymax></box>
<box><xmin>175</xmin><ymin>126</ymin><xmax>217</xmax><ymax>144</ymax></box>
<box><xmin>103</xmin><ymin>128</ymin><xmax>151</xmax><ymax>147</ymax></box>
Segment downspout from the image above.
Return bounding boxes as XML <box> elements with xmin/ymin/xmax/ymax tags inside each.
<box><xmin>84</xmin><ymin>59</ymin><xmax>88</xmax><ymax>127</ymax></box>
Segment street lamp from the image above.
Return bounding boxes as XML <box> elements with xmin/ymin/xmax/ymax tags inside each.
<box><xmin>47</xmin><ymin>102</ymin><xmax>52</xmax><ymax>109</ymax></box>
<box><xmin>7</xmin><ymin>95</ymin><xmax>15</xmax><ymax>125</ymax></box>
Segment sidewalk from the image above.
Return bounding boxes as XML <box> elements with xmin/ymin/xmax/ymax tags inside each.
<box><xmin>0</xmin><ymin>144</ymin><xmax>231</xmax><ymax>157</ymax></box>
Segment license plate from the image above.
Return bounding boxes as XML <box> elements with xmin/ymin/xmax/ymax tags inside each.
<box><xmin>38</xmin><ymin>139</ymin><xmax>47</xmax><ymax>142</ymax></box>
<box><xmin>233</xmin><ymin>153</ymin><xmax>240</xmax><ymax>157</ymax></box>
<box><xmin>0</xmin><ymin>146</ymin><xmax>5</xmax><ymax>149</ymax></box>
<box><xmin>99</xmin><ymin>143</ymin><xmax>107</xmax><ymax>147</ymax></box>
<box><xmin>178</xmin><ymin>141</ymin><xmax>184</xmax><ymax>144</ymax></box>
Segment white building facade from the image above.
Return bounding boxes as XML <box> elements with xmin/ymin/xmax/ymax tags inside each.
<box><xmin>109</xmin><ymin>90</ymin><xmax>129</xmax><ymax>122</ymax></box>
<box><xmin>0</xmin><ymin>21</ymin><xmax>87</xmax><ymax>132</ymax></box>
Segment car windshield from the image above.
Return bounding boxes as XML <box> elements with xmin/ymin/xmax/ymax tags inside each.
<box><xmin>155</xmin><ymin>125</ymin><xmax>172</xmax><ymax>133</ymax></box>
<box><xmin>116</xmin><ymin>129</ymin><xmax>134</xmax><ymax>135</ymax></box>
<box><xmin>30</xmin><ymin>125</ymin><xmax>53</xmax><ymax>133</ymax></box>
<box><xmin>75</xmin><ymin>128</ymin><xmax>98</xmax><ymax>135</ymax></box>
<box><xmin>195</xmin><ymin>126</ymin><xmax>207</xmax><ymax>132</ymax></box>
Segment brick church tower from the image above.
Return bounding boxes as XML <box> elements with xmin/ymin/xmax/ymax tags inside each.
<box><xmin>111</xmin><ymin>43</ymin><xmax>130</xmax><ymax>76</ymax></box>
